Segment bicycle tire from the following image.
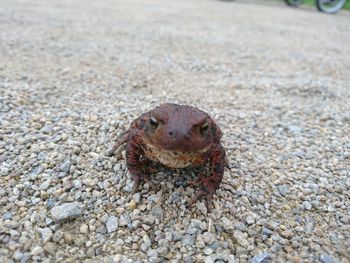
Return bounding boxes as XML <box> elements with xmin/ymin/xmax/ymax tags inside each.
<box><xmin>316</xmin><ymin>0</ymin><xmax>346</xmax><ymax>13</ymax></box>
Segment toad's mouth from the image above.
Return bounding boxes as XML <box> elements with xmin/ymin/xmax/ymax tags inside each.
<box><xmin>146</xmin><ymin>142</ymin><xmax>210</xmax><ymax>154</ymax></box>
<box><xmin>144</xmin><ymin>137</ymin><xmax>211</xmax><ymax>154</ymax></box>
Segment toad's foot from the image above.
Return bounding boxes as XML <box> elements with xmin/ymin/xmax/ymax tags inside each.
<box><xmin>188</xmin><ymin>179</ymin><xmax>217</xmax><ymax>212</ymax></box>
<box><xmin>132</xmin><ymin>174</ymin><xmax>157</xmax><ymax>193</ymax></box>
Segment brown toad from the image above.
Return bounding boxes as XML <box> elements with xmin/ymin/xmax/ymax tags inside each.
<box><xmin>109</xmin><ymin>103</ymin><xmax>227</xmax><ymax>210</ymax></box>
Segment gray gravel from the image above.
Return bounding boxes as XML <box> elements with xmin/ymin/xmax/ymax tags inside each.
<box><xmin>1</xmin><ymin>0</ymin><xmax>350</xmax><ymax>262</ymax></box>
<box><xmin>50</xmin><ymin>202</ymin><xmax>84</xmax><ymax>222</ymax></box>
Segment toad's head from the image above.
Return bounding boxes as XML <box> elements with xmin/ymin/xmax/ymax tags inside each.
<box><xmin>143</xmin><ymin>103</ymin><xmax>217</xmax><ymax>153</ymax></box>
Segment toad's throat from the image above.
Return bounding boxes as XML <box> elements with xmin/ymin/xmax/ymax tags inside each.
<box><xmin>142</xmin><ymin>143</ymin><xmax>208</xmax><ymax>168</ymax></box>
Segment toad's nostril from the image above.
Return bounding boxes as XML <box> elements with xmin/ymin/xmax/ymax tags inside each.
<box><xmin>168</xmin><ymin>131</ymin><xmax>174</xmax><ymax>136</ymax></box>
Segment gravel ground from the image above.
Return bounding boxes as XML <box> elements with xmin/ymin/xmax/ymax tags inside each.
<box><xmin>1</xmin><ymin>0</ymin><xmax>350</xmax><ymax>262</ymax></box>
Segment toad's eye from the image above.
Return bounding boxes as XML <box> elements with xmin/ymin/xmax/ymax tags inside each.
<box><xmin>150</xmin><ymin>116</ymin><xmax>159</xmax><ymax>128</ymax></box>
<box><xmin>200</xmin><ymin>122</ymin><xmax>209</xmax><ymax>135</ymax></box>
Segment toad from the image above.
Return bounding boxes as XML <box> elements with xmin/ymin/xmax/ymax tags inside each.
<box><xmin>109</xmin><ymin>103</ymin><xmax>227</xmax><ymax>210</ymax></box>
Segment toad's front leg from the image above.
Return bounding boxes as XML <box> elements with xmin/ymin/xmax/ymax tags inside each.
<box><xmin>189</xmin><ymin>143</ymin><xmax>226</xmax><ymax>211</ymax></box>
<box><xmin>125</xmin><ymin>132</ymin><xmax>156</xmax><ymax>192</ymax></box>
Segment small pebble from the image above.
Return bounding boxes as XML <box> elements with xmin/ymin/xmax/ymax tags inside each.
<box><xmin>50</xmin><ymin>202</ymin><xmax>83</xmax><ymax>222</ymax></box>
<box><xmin>319</xmin><ymin>254</ymin><xmax>339</xmax><ymax>263</ymax></box>
<box><xmin>250</xmin><ymin>252</ymin><xmax>271</xmax><ymax>263</ymax></box>
<box><xmin>106</xmin><ymin>215</ymin><xmax>118</xmax><ymax>233</ymax></box>
<box><xmin>39</xmin><ymin>228</ymin><xmax>53</xmax><ymax>243</ymax></box>
<box><xmin>202</xmin><ymin>232</ymin><xmax>216</xmax><ymax>245</ymax></box>
<box><xmin>30</xmin><ymin>246</ymin><xmax>44</xmax><ymax>256</ymax></box>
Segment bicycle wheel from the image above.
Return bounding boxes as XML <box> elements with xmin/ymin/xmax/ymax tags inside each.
<box><xmin>316</xmin><ymin>0</ymin><xmax>346</xmax><ymax>13</ymax></box>
<box><xmin>284</xmin><ymin>0</ymin><xmax>304</xmax><ymax>7</ymax></box>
